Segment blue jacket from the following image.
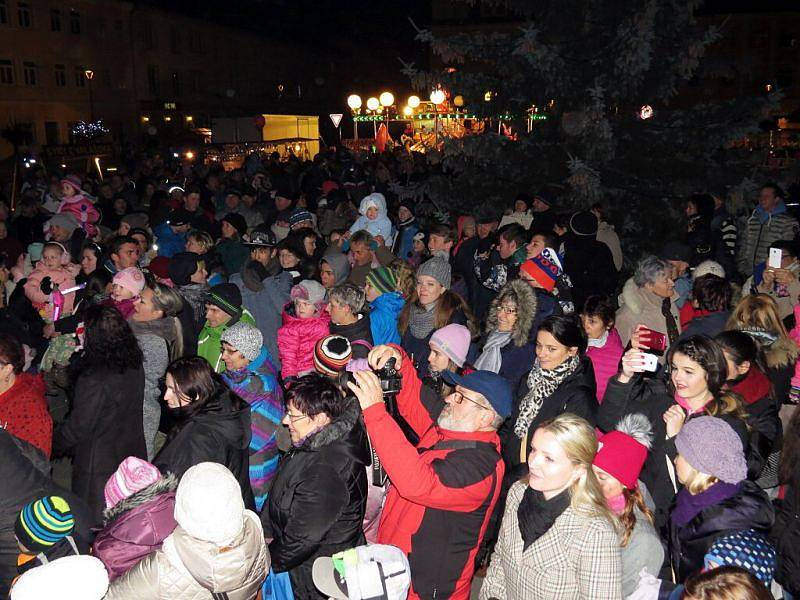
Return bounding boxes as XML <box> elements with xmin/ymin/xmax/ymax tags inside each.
<box><xmin>369</xmin><ymin>292</ymin><xmax>404</xmax><ymax>346</ymax></box>
<box><xmin>153</xmin><ymin>222</ymin><xmax>187</xmax><ymax>258</ymax></box>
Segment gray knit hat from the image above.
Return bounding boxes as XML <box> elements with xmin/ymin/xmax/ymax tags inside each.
<box><xmin>675</xmin><ymin>416</ymin><xmax>747</xmax><ymax>484</ymax></box>
<box><xmin>220</xmin><ymin>321</ymin><xmax>263</xmax><ymax>363</ymax></box>
<box><xmin>417</xmin><ymin>256</ymin><xmax>451</xmax><ymax>289</ymax></box>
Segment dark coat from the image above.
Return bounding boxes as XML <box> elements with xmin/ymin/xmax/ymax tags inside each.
<box><xmin>154</xmin><ymin>386</ymin><xmax>255</xmax><ymax>509</ymax></box>
<box><xmin>330</xmin><ymin>313</ymin><xmax>374</xmax><ymax>359</ymax></box>
<box><xmin>266</xmin><ymin>399</ymin><xmax>368</xmax><ymax>599</ymax></box>
<box><xmin>53</xmin><ymin>364</ymin><xmax>147</xmax><ymax>523</ymax></box>
<box><xmin>561</xmin><ymin>237</ymin><xmax>617</xmax><ymax>310</ymax></box>
<box><xmin>0</xmin><ymin>430</ymin><xmax>94</xmax><ymax>597</ymax></box>
<box><xmin>669</xmin><ymin>480</ymin><xmax>774</xmax><ymax>582</ymax></box>
<box><xmin>502</xmin><ymin>357</ymin><xmax>597</xmax><ymax>481</ymax></box>
<box><xmin>772</xmin><ymin>470</ymin><xmax>800</xmax><ymax>595</ymax></box>
<box><xmin>679</xmin><ymin>311</ymin><xmax>729</xmax><ymax>341</ymax></box>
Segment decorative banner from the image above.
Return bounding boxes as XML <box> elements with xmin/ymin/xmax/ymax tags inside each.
<box><xmin>329</xmin><ymin>113</ymin><xmax>343</xmax><ymax>127</ymax></box>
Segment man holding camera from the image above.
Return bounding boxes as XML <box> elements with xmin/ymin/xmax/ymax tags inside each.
<box><xmin>347</xmin><ymin>344</ymin><xmax>511</xmax><ymax>600</ymax></box>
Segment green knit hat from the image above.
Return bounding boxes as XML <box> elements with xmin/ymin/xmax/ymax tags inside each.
<box><xmin>365</xmin><ymin>266</ymin><xmax>397</xmax><ymax>296</ymax></box>
<box><xmin>15</xmin><ymin>496</ymin><xmax>74</xmax><ymax>552</ymax></box>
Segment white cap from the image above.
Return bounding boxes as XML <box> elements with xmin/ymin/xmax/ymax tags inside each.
<box><xmin>693</xmin><ymin>260</ymin><xmax>725</xmax><ymax>279</ymax></box>
<box><xmin>174</xmin><ymin>462</ymin><xmax>244</xmax><ymax>545</ymax></box>
<box><xmin>11</xmin><ymin>555</ymin><xmax>109</xmax><ymax>600</ymax></box>
<box><xmin>313</xmin><ymin>544</ymin><xmax>410</xmax><ymax>600</ymax></box>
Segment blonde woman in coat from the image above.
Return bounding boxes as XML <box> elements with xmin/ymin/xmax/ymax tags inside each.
<box><xmin>480</xmin><ymin>413</ymin><xmax>622</xmax><ymax>600</ymax></box>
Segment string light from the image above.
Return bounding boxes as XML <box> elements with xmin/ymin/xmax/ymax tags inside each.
<box><xmin>71</xmin><ymin>120</ymin><xmax>109</xmax><ymax>139</ymax></box>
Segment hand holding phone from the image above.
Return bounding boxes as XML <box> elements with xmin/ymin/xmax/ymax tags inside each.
<box><xmin>768</xmin><ymin>247</ymin><xmax>783</xmax><ymax>269</ymax></box>
<box><xmin>637</xmin><ymin>326</ymin><xmax>667</xmax><ymax>352</ymax></box>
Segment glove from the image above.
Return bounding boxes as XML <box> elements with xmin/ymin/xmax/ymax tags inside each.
<box><xmin>39</xmin><ymin>276</ymin><xmax>53</xmax><ymax>294</ymax></box>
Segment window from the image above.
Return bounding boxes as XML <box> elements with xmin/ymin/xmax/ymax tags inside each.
<box><xmin>0</xmin><ymin>1</ymin><xmax>7</xmax><ymax>25</ymax></box>
<box><xmin>779</xmin><ymin>32</ymin><xmax>797</xmax><ymax>48</ymax></box>
<box><xmin>0</xmin><ymin>59</ymin><xmax>13</xmax><ymax>84</ymax></box>
<box><xmin>54</xmin><ymin>63</ymin><xmax>65</xmax><ymax>86</ymax></box>
<box><xmin>74</xmin><ymin>66</ymin><xmax>85</xmax><ymax>87</ymax></box>
<box><xmin>69</xmin><ymin>9</ymin><xmax>79</xmax><ymax>34</ymax></box>
<box><xmin>44</xmin><ymin>121</ymin><xmax>59</xmax><ymax>145</ymax></box>
<box><xmin>147</xmin><ymin>64</ymin><xmax>158</xmax><ymax>95</ymax></box>
<box><xmin>22</xmin><ymin>61</ymin><xmax>36</xmax><ymax>85</ymax></box>
<box><xmin>169</xmin><ymin>26</ymin><xmax>180</xmax><ymax>54</ymax></box>
<box><xmin>17</xmin><ymin>1</ymin><xmax>31</xmax><ymax>28</ymax></box>
<box><xmin>171</xmin><ymin>71</ymin><xmax>182</xmax><ymax>97</ymax></box>
<box><xmin>50</xmin><ymin>8</ymin><xmax>60</xmax><ymax>31</ymax></box>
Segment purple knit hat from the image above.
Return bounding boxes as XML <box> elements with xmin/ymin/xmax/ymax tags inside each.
<box><xmin>675</xmin><ymin>416</ymin><xmax>747</xmax><ymax>484</ymax></box>
<box><xmin>429</xmin><ymin>324</ymin><xmax>471</xmax><ymax>367</ymax></box>
<box><xmin>104</xmin><ymin>457</ymin><xmax>161</xmax><ymax>508</ymax></box>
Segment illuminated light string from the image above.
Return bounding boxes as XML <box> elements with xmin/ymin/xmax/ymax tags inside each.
<box><xmin>352</xmin><ymin>113</ymin><xmax>546</xmax><ymax>122</ymax></box>
<box><xmin>71</xmin><ymin>120</ymin><xmax>109</xmax><ymax>139</ymax></box>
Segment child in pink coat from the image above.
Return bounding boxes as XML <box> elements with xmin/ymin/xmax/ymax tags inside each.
<box><xmin>23</xmin><ymin>242</ymin><xmax>79</xmax><ymax>322</ymax></box>
<box><xmin>105</xmin><ymin>267</ymin><xmax>146</xmax><ymax>320</ymax></box>
<box><xmin>581</xmin><ymin>295</ymin><xmax>624</xmax><ymax>403</ymax></box>
<box><xmin>278</xmin><ymin>280</ymin><xmax>331</xmax><ymax>381</ymax></box>
<box><xmin>57</xmin><ymin>175</ymin><xmax>100</xmax><ymax>238</ymax></box>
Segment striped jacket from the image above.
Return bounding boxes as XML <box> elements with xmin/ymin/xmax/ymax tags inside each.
<box><xmin>738</xmin><ymin>207</ymin><xmax>799</xmax><ymax>276</ymax></box>
<box><xmin>480</xmin><ymin>481</ymin><xmax>622</xmax><ymax>600</ymax></box>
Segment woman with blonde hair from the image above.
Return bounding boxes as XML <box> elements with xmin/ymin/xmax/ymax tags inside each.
<box><xmin>681</xmin><ymin>566</ymin><xmax>773</xmax><ymax>600</ymax></box>
<box><xmin>481</xmin><ymin>413</ymin><xmax>622</xmax><ymax>600</ymax></box>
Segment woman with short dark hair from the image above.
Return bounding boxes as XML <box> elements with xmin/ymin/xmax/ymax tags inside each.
<box><xmin>266</xmin><ymin>374</ymin><xmax>368</xmax><ymax>599</ymax></box>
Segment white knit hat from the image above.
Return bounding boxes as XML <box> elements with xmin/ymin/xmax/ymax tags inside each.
<box><xmin>174</xmin><ymin>462</ymin><xmax>245</xmax><ymax>545</ymax></box>
<box><xmin>10</xmin><ymin>555</ymin><xmax>109</xmax><ymax>600</ymax></box>
<box><xmin>221</xmin><ymin>321</ymin><xmax>263</xmax><ymax>362</ymax></box>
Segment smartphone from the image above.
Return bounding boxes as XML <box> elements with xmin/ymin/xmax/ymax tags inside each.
<box><xmin>640</xmin><ymin>353</ymin><xmax>659</xmax><ymax>372</ymax></box>
<box><xmin>639</xmin><ymin>327</ymin><xmax>667</xmax><ymax>352</ymax></box>
<box><xmin>768</xmin><ymin>248</ymin><xmax>783</xmax><ymax>269</ymax></box>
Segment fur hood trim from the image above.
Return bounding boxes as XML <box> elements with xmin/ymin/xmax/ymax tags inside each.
<box><xmin>765</xmin><ymin>336</ymin><xmax>799</xmax><ymax>369</ymax></box>
<box><xmin>304</xmin><ymin>397</ymin><xmax>361</xmax><ymax>451</ymax></box>
<box><xmin>102</xmin><ymin>473</ymin><xmax>179</xmax><ymax>525</ymax></box>
<box><xmin>619</xmin><ymin>276</ymin><xmax>670</xmax><ymax>316</ymax></box>
<box><xmin>486</xmin><ymin>279</ymin><xmax>537</xmax><ymax>347</ymax></box>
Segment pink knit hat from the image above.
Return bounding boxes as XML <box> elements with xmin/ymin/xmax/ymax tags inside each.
<box><xmin>104</xmin><ymin>457</ymin><xmax>161</xmax><ymax>508</ymax></box>
<box><xmin>429</xmin><ymin>324</ymin><xmax>471</xmax><ymax>367</ymax></box>
<box><xmin>113</xmin><ymin>267</ymin><xmax>146</xmax><ymax>296</ymax></box>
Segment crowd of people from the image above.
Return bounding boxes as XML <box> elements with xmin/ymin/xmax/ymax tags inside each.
<box><xmin>0</xmin><ymin>146</ymin><xmax>799</xmax><ymax>600</ymax></box>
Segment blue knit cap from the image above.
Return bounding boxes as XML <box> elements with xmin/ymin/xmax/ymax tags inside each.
<box><xmin>704</xmin><ymin>529</ymin><xmax>776</xmax><ymax>584</ymax></box>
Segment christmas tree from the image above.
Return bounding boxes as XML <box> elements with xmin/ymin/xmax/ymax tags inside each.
<box><xmin>399</xmin><ymin>0</ymin><xmax>780</xmax><ymax>260</ymax></box>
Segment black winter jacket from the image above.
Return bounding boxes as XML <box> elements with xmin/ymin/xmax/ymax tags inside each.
<box><xmin>669</xmin><ymin>480</ymin><xmax>774</xmax><ymax>582</ymax></box>
<box><xmin>266</xmin><ymin>399</ymin><xmax>368</xmax><ymax>599</ymax></box>
<box><xmin>772</xmin><ymin>473</ymin><xmax>800</xmax><ymax>595</ymax></box>
<box><xmin>561</xmin><ymin>237</ymin><xmax>617</xmax><ymax>311</ymax></box>
<box><xmin>53</xmin><ymin>364</ymin><xmax>147</xmax><ymax>523</ymax></box>
<box><xmin>502</xmin><ymin>357</ymin><xmax>597</xmax><ymax>482</ymax></box>
<box><xmin>154</xmin><ymin>386</ymin><xmax>255</xmax><ymax>509</ymax></box>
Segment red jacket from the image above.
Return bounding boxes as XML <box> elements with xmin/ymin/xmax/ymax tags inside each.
<box><xmin>362</xmin><ymin>346</ymin><xmax>504</xmax><ymax>600</ymax></box>
<box><xmin>0</xmin><ymin>373</ymin><xmax>52</xmax><ymax>457</ymax></box>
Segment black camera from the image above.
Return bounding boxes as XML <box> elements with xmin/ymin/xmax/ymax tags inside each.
<box><xmin>375</xmin><ymin>357</ymin><xmax>402</xmax><ymax>397</ymax></box>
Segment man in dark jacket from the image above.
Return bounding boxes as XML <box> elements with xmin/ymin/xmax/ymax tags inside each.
<box><xmin>329</xmin><ymin>283</ymin><xmax>373</xmax><ymax>359</ymax></box>
<box><xmin>561</xmin><ymin>210</ymin><xmax>618</xmax><ymax>310</ymax></box>
<box><xmin>473</xmin><ymin>223</ymin><xmax>527</xmax><ymax>320</ymax></box>
<box><xmin>348</xmin><ymin>345</ymin><xmax>511</xmax><ymax>600</ymax></box>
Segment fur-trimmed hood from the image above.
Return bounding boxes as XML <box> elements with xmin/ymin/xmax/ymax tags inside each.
<box><xmin>301</xmin><ymin>397</ymin><xmax>364</xmax><ymax>454</ymax></box>
<box><xmin>102</xmin><ymin>473</ymin><xmax>179</xmax><ymax>525</ymax></box>
<box><xmin>764</xmin><ymin>336</ymin><xmax>799</xmax><ymax>369</ymax></box>
<box><xmin>486</xmin><ymin>279</ymin><xmax>538</xmax><ymax>347</ymax></box>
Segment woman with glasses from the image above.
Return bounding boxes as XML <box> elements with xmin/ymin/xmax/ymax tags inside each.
<box><xmin>153</xmin><ymin>356</ymin><xmax>255</xmax><ymax>508</ymax></box>
<box><xmin>265</xmin><ymin>374</ymin><xmax>368</xmax><ymax>599</ymax></box>
<box><xmin>474</xmin><ymin>280</ymin><xmax>538</xmax><ymax>390</ymax></box>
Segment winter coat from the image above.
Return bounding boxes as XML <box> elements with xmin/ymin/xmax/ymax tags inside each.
<box><xmin>363</xmin><ymin>347</ymin><xmax>504</xmax><ymax>600</ymax></box>
<box><xmin>23</xmin><ymin>262</ymin><xmax>79</xmax><ymax>321</ymax></box>
<box><xmin>586</xmin><ymin>328</ymin><xmax>624</xmax><ymax>403</ymax></box>
<box><xmin>401</xmin><ymin>306</ymin><xmax>469</xmax><ymax>378</ymax></box>
<box><xmin>480</xmin><ymin>481</ymin><xmax>622</xmax><ymax>600</ymax></box>
<box><xmin>57</xmin><ymin>194</ymin><xmax>100</xmax><ymax>237</ymax></box>
<box><xmin>669</xmin><ymin>480</ymin><xmax>774</xmax><ymax>582</ymax></box>
<box><xmin>679</xmin><ymin>310</ymin><xmax>729</xmax><ymax>340</ymax></box>
<box><xmin>615</xmin><ymin>277</ymin><xmax>681</xmax><ymax>351</ymax></box>
<box><xmin>599</xmin><ymin>375</ymin><xmax>750</xmax><ymax>529</ymax></box>
<box><xmin>53</xmin><ymin>364</ymin><xmax>147</xmax><ymax>523</ymax></box>
<box><xmin>738</xmin><ymin>202</ymin><xmax>800</xmax><ymax>276</ymax></box>
<box><xmin>503</xmin><ymin>357</ymin><xmax>597</xmax><ymax>481</ymax></box>
<box><xmin>320</xmin><ymin>248</ymin><xmax>350</xmax><ymax>288</ymax></box>
<box><xmin>349</xmin><ymin>194</ymin><xmax>393</xmax><ymax>244</ymax></box>
<box><xmin>92</xmin><ymin>474</ymin><xmax>178</xmax><ymax>581</ymax></box>
<box><xmin>330</xmin><ymin>313</ymin><xmax>374</xmax><ymax>359</ymax></box>
<box><xmin>154</xmin><ymin>386</ymin><xmax>255</xmax><ymax>509</ymax></box>
<box><xmin>0</xmin><ymin>373</ymin><xmax>52</xmax><ymax>458</ymax></box>
<box><xmin>561</xmin><ymin>236</ymin><xmax>618</xmax><ymax>311</ymax></box>
<box><xmin>620</xmin><ymin>507</ymin><xmax>664</xmax><ymax>597</ymax></box>
<box><xmin>391</xmin><ymin>218</ymin><xmax>419</xmax><ymax>261</ymax></box>
<box><xmin>772</xmin><ymin>468</ymin><xmax>800</xmax><ymax>595</ymax></box>
<box><xmin>175</xmin><ymin>283</ymin><xmax>208</xmax><ymax>333</ymax></box>
<box><xmin>277</xmin><ymin>303</ymin><xmax>331</xmax><ymax>379</ymax></box>
<box><xmin>197</xmin><ymin>309</ymin><xmax>256</xmax><ymax>373</ymax></box>
<box><xmin>222</xmin><ymin>347</ymin><xmax>285</xmax><ymax>512</ymax></box>
<box><xmin>105</xmin><ymin>510</ymin><xmax>268</xmax><ymax>600</ymax></box>
<box><xmin>216</xmin><ymin>238</ymin><xmax>250</xmax><ymax>276</ymax></box>
<box><xmin>131</xmin><ymin>333</ymin><xmax>167</xmax><ymax>461</ymax></box>
<box><xmin>0</xmin><ymin>430</ymin><xmax>94</xmax><ymax>597</ymax></box>
<box><xmin>368</xmin><ymin>292</ymin><xmax>404</xmax><ymax>346</ymax></box>
<box><xmin>597</xmin><ymin>220</ymin><xmax>623</xmax><ymax>271</ymax></box>
<box><xmin>266</xmin><ymin>399</ymin><xmax>368</xmax><ymax>599</ymax></box>
<box><xmin>152</xmin><ymin>222</ymin><xmax>186</xmax><ymax>259</ymax></box>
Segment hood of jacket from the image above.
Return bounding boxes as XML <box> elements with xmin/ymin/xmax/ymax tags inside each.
<box><xmin>177</xmin><ymin>281</ymin><xmax>208</xmax><ymax>305</ymax></box>
<box><xmin>167</xmin><ymin>510</ymin><xmax>266</xmax><ymax>594</ymax></box>
<box><xmin>239</xmin><ymin>258</ymin><xmax>284</xmax><ymax>292</ymax></box>
<box><xmin>322</xmin><ymin>248</ymin><xmax>351</xmax><ymax>286</ymax></box>
<box><xmin>281</xmin><ymin>302</ymin><xmax>331</xmax><ymax>330</ymax></box>
<box><xmin>620</xmin><ymin>276</ymin><xmax>675</xmax><ymax>316</ymax></box>
<box><xmin>370</xmin><ymin>291</ymin><xmax>405</xmax><ymax>317</ymax></box>
<box><xmin>102</xmin><ymin>473</ymin><xmax>179</xmax><ymax>525</ymax></box>
<box><xmin>298</xmin><ymin>397</ymin><xmax>369</xmax><ymax>465</ymax></box>
<box><xmin>485</xmin><ymin>279</ymin><xmax>537</xmax><ymax>347</ymax></box>
<box><xmin>358</xmin><ymin>193</ymin><xmax>387</xmax><ymax>218</ymax></box>
<box><xmin>130</xmin><ymin>317</ymin><xmax>179</xmax><ymax>347</ymax></box>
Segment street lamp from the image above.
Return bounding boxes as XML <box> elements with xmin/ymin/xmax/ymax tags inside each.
<box><xmin>379</xmin><ymin>92</ymin><xmax>394</xmax><ymax>108</ymax></box>
<box><xmin>366</xmin><ymin>97</ymin><xmax>380</xmax><ymax>111</ymax></box>
<box><xmin>84</xmin><ymin>69</ymin><xmax>95</xmax><ymax>121</ymax></box>
<box><xmin>430</xmin><ymin>89</ymin><xmax>446</xmax><ymax>105</ymax></box>
<box><xmin>408</xmin><ymin>95</ymin><xmax>420</xmax><ymax>108</ymax></box>
<box><xmin>347</xmin><ymin>94</ymin><xmax>362</xmax><ymax>141</ymax></box>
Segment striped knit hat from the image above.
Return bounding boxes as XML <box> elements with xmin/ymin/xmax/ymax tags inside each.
<box><xmin>366</xmin><ymin>266</ymin><xmax>397</xmax><ymax>296</ymax></box>
<box><xmin>314</xmin><ymin>335</ymin><xmax>352</xmax><ymax>376</ymax></box>
<box><xmin>15</xmin><ymin>496</ymin><xmax>75</xmax><ymax>552</ymax></box>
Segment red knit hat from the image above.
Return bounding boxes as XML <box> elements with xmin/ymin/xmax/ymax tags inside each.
<box><xmin>593</xmin><ymin>414</ymin><xmax>652</xmax><ymax>490</ymax></box>
<box><xmin>519</xmin><ymin>248</ymin><xmax>562</xmax><ymax>292</ymax></box>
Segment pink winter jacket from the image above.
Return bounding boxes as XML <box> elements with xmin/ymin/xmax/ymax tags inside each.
<box><xmin>789</xmin><ymin>305</ymin><xmax>800</xmax><ymax>396</ymax></box>
<box><xmin>58</xmin><ymin>194</ymin><xmax>100</xmax><ymax>237</ymax></box>
<box><xmin>23</xmin><ymin>262</ymin><xmax>79</xmax><ymax>321</ymax></box>
<box><xmin>278</xmin><ymin>302</ymin><xmax>331</xmax><ymax>379</ymax></box>
<box><xmin>586</xmin><ymin>328</ymin><xmax>624</xmax><ymax>404</ymax></box>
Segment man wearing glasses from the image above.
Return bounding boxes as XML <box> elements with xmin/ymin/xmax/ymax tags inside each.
<box><xmin>347</xmin><ymin>344</ymin><xmax>511</xmax><ymax>600</ymax></box>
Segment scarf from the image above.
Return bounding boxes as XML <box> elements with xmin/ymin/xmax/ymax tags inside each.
<box><xmin>515</xmin><ymin>354</ymin><xmax>580</xmax><ymax>439</ymax></box>
<box><xmin>729</xmin><ymin>368</ymin><xmax>771</xmax><ymax>405</ymax></box>
<box><xmin>518</xmin><ymin>486</ymin><xmax>570</xmax><ymax>550</ymax></box>
<box><xmin>662</xmin><ymin>297</ymin><xmax>680</xmax><ymax>345</ymax></box>
<box><xmin>587</xmin><ymin>329</ymin><xmax>609</xmax><ymax>349</ymax></box>
<box><xmin>474</xmin><ymin>330</ymin><xmax>513</xmax><ymax>373</ymax></box>
<box><xmin>408</xmin><ymin>301</ymin><xmax>438</xmax><ymax>339</ymax></box>
<box><xmin>608</xmin><ymin>493</ymin><xmax>626</xmax><ymax>515</ymax></box>
<box><xmin>670</xmin><ymin>481</ymin><xmax>741</xmax><ymax>527</ymax></box>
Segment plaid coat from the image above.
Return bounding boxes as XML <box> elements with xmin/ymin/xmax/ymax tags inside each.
<box><xmin>480</xmin><ymin>481</ymin><xmax>622</xmax><ymax>600</ymax></box>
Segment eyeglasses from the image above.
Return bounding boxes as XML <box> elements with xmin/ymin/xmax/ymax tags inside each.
<box><xmin>286</xmin><ymin>412</ymin><xmax>309</xmax><ymax>423</ymax></box>
<box><xmin>452</xmin><ymin>390</ymin><xmax>490</xmax><ymax>411</ymax></box>
<box><xmin>498</xmin><ymin>305</ymin><xmax>517</xmax><ymax>314</ymax></box>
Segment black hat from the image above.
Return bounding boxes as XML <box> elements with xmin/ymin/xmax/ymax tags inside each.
<box><xmin>208</xmin><ymin>283</ymin><xmax>243</xmax><ymax>318</ymax></box>
<box><xmin>244</xmin><ymin>229</ymin><xmax>277</xmax><ymax>248</ymax></box>
<box><xmin>168</xmin><ymin>208</ymin><xmax>193</xmax><ymax>227</ymax></box>
<box><xmin>225</xmin><ymin>188</ymin><xmax>242</xmax><ymax>199</ymax></box>
<box><xmin>274</xmin><ymin>188</ymin><xmax>298</xmax><ymax>202</ymax></box>
<box><xmin>168</xmin><ymin>251</ymin><xmax>202</xmax><ymax>286</ymax></box>
<box><xmin>569</xmin><ymin>210</ymin><xmax>598</xmax><ymax>237</ymax></box>
<box><xmin>659</xmin><ymin>241</ymin><xmax>692</xmax><ymax>263</ymax></box>
<box><xmin>533</xmin><ymin>189</ymin><xmax>556</xmax><ymax>207</ymax></box>
<box><xmin>221</xmin><ymin>213</ymin><xmax>248</xmax><ymax>237</ymax></box>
